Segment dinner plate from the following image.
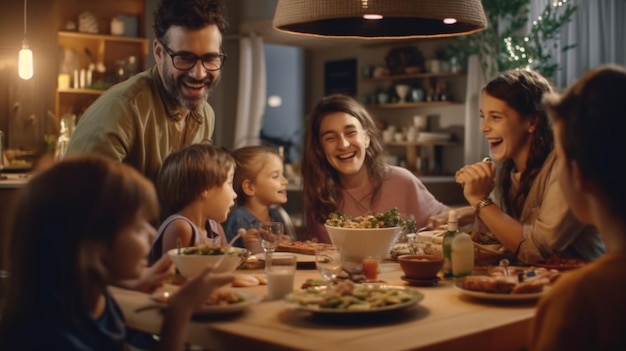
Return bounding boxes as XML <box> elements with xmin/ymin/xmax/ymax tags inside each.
<box><xmin>454</xmin><ymin>285</ymin><xmax>545</xmax><ymax>301</ymax></box>
<box><xmin>532</xmin><ymin>258</ymin><xmax>589</xmax><ymax>271</ymax></box>
<box><xmin>401</xmin><ymin>275</ymin><xmax>440</xmax><ymax>287</ymax></box>
<box><xmin>150</xmin><ymin>290</ymin><xmax>262</xmax><ymax>314</ymax></box>
<box><xmin>255</xmin><ymin>252</ymin><xmax>316</xmax><ymax>263</ymax></box>
<box><xmin>472</xmin><ymin>242</ymin><xmax>505</xmax><ymax>255</ymax></box>
<box><xmin>416</xmin><ymin>230</ymin><xmax>445</xmax><ymax>243</ymax></box>
<box><xmin>286</xmin><ymin>284</ymin><xmax>424</xmax><ymax>314</ymax></box>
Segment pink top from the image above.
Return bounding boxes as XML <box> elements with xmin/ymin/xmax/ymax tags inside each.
<box><xmin>309</xmin><ymin>166</ymin><xmax>448</xmax><ymax>242</ymax></box>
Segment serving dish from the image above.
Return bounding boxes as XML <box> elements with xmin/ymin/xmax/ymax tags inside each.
<box><xmin>149</xmin><ymin>290</ymin><xmax>262</xmax><ymax>314</ymax></box>
<box><xmin>286</xmin><ymin>283</ymin><xmax>423</xmax><ymax>314</ymax></box>
<box><xmin>454</xmin><ymin>285</ymin><xmax>546</xmax><ymax>301</ymax></box>
<box><xmin>255</xmin><ymin>252</ymin><xmax>315</xmax><ymax>263</ymax></box>
<box><xmin>325</xmin><ymin>225</ymin><xmax>402</xmax><ymax>262</ymax></box>
<box><xmin>532</xmin><ymin>258</ymin><xmax>589</xmax><ymax>271</ymax></box>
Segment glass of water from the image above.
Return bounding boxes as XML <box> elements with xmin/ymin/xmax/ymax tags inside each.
<box><xmin>258</xmin><ymin>222</ymin><xmax>284</xmax><ymax>267</ymax></box>
<box><xmin>315</xmin><ymin>245</ymin><xmax>343</xmax><ymax>282</ymax></box>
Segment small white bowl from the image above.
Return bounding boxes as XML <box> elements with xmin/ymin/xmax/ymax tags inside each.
<box><xmin>167</xmin><ymin>247</ymin><xmax>249</xmax><ymax>279</ymax></box>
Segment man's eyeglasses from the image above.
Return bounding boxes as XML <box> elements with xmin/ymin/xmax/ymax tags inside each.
<box><xmin>159</xmin><ymin>41</ymin><xmax>226</xmax><ymax>71</ymax></box>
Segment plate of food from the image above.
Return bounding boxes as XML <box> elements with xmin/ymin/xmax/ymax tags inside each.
<box><xmin>532</xmin><ymin>257</ymin><xmax>589</xmax><ymax>271</ymax></box>
<box><xmin>454</xmin><ymin>285</ymin><xmax>546</xmax><ymax>301</ymax></box>
<box><xmin>286</xmin><ymin>281</ymin><xmax>423</xmax><ymax>314</ymax></box>
<box><xmin>277</xmin><ymin>240</ymin><xmax>334</xmax><ymax>256</ymax></box>
<box><xmin>149</xmin><ymin>289</ymin><xmax>262</xmax><ymax>314</ymax></box>
<box><xmin>454</xmin><ymin>269</ymin><xmax>558</xmax><ymax>302</ymax></box>
<box><xmin>472</xmin><ymin>242</ymin><xmax>505</xmax><ymax>255</ymax></box>
<box><xmin>389</xmin><ymin>241</ymin><xmax>442</xmax><ymax>260</ymax></box>
<box><xmin>255</xmin><ymin>252</ymin><xmax>316</xmax><ymax>263</ymax></box>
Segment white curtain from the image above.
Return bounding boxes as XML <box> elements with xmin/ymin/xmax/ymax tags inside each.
<box><xmin>234</xmin><ymin>34</ymin><xmax>267</xmax><ymax>148</ymax></box>
<box><xmin>531</xmin><ymin>0</ymin><xmax>626</xmax><ymax>88</ymax></box>
<box><xmin>464</xmin><ymin>55</ymin><xmax>489</xmax><ymax>164</ymax></box>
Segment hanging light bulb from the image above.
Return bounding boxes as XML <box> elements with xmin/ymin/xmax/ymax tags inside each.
<box><xmin>18</xmin><ymin>0</ymin><xmax>34</xmax><ymax>80</ymax></box>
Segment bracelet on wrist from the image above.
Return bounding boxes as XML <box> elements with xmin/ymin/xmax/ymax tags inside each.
<box><xmin>473</xmin><ymin>198</ymin><xmax>494</xmax><ymax>215</ymax></box>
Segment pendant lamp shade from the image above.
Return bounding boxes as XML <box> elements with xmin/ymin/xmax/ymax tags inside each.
<box><xmin>273</xmin><ymin>0</ymin><xmax>488</xmax><ymax>39</ymax></box>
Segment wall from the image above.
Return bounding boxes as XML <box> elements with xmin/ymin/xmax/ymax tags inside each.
<box><xmin>0</xmin><ymin>0</ymin><xmax>57</xmax><ymax>153</ymax></box>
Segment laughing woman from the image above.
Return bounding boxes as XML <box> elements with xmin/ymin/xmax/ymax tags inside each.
<box><xmin>446</xmin><ymin>70</ymin><xmax>605</xmax><ymax>264</ymax></box>
<box><xmin>300</xmin><ymin>94</ymin><xmax>448</xmax><ymax>243</ymax></box>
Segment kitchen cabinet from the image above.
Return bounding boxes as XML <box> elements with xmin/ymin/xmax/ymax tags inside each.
<box><xmin>55</xmin><ymin>31</ymin><xmax>149</xmax><ymax>119</ymax></box>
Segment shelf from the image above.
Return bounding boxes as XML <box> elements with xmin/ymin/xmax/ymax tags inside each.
<box><xmin>56</xmin><ymin>29</ymin><xmax>149</xmax><ymax>120</ymax></box>
<box><xmin>384</xmin><ymin>140</ymin><xmax>460</xmax><ymax>173</ymax></box>
<box><xmin>367</xmin><ymin>101</ymin><xmax>461</xmax><ymax>109</ymax></box>
<box><xmin>57</xmin><ymin>88</ymin><xmax>106</xmax><ymax>95</ymax></box>
<box><xmin>362</xmin><ymin>71</ymin><xmax>464</xmax><ymax>83</ymax></box>
<box><xmin>58</xmin><ymin>31</ymin><xmax>148</xmax><ymax>43</ymax></box>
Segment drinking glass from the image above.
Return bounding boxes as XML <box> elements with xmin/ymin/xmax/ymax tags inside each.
<box><xmin>315</xmin><ymin>245</ymin><xmax>343</xmax><ymax>281</ymax></box>
<box><xmin>258</xmin><ymin>222</ymin><xmax>284</xmax><ymax>267</ymax></box>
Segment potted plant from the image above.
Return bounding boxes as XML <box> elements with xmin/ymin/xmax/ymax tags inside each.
<box><xmin>448</xmin><ymin>0</ymin><xmax>577</xmax><ymax>80</ymax></box>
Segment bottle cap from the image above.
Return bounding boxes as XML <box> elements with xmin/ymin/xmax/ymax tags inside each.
<box><xmin>448</xmin><ymin>210</ymin><xmax>458</xmax><ymax>223</ymax></box>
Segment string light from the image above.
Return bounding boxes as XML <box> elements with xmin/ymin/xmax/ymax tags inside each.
<box><xmin>504</xmin><ymin>0</ymin><xmax>569</xmax><ymax>71</ymax></box>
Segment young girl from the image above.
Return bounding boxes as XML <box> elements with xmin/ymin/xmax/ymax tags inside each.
<box><xmin>223</xmin><ymin>145</ymin><xmax>289</xmax><ymax>253</ymax></box>
<box><xmin>450</xmin><ymin>69</ymin><xmax>605</xmax><ymax>264</ymax></box>
<box><xmin>150</xmin><ymin>143</ymin><xmax>236</xmax><ymax>263</ymax></box>
<box><xmin>0</xmin><ymin>155</ymin><xmax>233</xmax><ymax>350</ymax></box>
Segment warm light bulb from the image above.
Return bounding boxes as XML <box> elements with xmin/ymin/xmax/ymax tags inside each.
<box><xmin>363</xmin><ymin>14</ymin><xmax>383</xmax><ymax>20</ymax></box>
<box><xmin>18</xmin><ymin>43</ymin><xmax>33</xmax><ymax>80</ymax></box>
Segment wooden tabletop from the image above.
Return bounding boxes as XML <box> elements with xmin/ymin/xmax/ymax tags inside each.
<box><xmin>111</xmin><ymin>262</ymin><xmax>536</xmax><ymax>351</ymax></box>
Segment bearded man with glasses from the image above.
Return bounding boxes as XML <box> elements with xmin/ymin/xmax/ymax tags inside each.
<box><xmin>67</xmin><ymin>0</ymin><xmax>228</xmax><ymax>185</ymax></box>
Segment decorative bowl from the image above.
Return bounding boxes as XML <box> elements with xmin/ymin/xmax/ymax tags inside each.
<box><xmin>397</xmin><ymin>254</ymin><xmax>444</xmax><ymax>279</ymax></box>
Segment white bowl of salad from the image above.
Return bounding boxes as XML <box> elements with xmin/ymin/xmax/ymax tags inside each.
<box><xmin>168</xmin><ymin>244</ymin><xmax>249</xmax><ymax>279</ymax></box>
<box><xmin>324</xmin><ymin>209</ymin><xmax>405</xmax><ymax>262</ymax></box>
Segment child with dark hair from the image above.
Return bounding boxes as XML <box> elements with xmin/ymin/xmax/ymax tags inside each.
<box><xmin>530</xmin><ymin>64</ymin><xmax>626</xmax><ymax>350</ymax></box>
<box><xmin>0</xmin><ymin>155</ymin><xmax>233</xmax><ymax>350</ymax></box>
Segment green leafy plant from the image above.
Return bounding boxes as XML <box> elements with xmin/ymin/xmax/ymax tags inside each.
<box><xmin>448</xmin><ymin>0</ymin><xmax>576</xmax><ymax>80</ymax></box>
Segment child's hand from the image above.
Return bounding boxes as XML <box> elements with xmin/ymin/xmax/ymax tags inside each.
<box><xmin>115</xmin><ymin>255</ymin><xmax>175</xmax><ymax>293</ymax></box>
<box><xmin>169</xmin><ymin>268</ymin><xmax>234</xmax><ymax>315</ymax></box>
<box><xmin>242</xmin><ymin>228</ymin><xmax>263</xmax><ymax>254</ymax></box>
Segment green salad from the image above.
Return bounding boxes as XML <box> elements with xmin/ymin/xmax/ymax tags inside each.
<box><xmin>325</xmin><ymin>208</ymin><xmax>415</xmax><ymax>230</ymax></box>
<box><xmin>181</xmin><ymin>244</ymin><xmax>225</xmax><ymax>256</ymax></box>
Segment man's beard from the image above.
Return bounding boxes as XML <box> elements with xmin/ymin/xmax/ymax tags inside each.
<box><xmin>162</xmin><ymin>67</ymin><xmax>220</xmax><ymax>112</ymax></box>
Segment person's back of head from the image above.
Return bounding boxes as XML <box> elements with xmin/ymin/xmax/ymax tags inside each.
<box><xmin>232</xmin><ymin>145</ymin><xmax>282</xmax><ymax>207</ymax></box>
<box><xmin>157</xmin><ymin>143</ymin><xmax>235</xmax><ymax>217</ymax></box>
<box><xmin>0</xmin><ymin>155</ymin><xmax>157</xmax><ymax>347</ymax></box>
<box><xmin>544</xmin><ymin>64</ymin><xmax>626</xmax><ymax>217</ymax></box>
<box><xmin>153</xmin><ymin>0</ymin><xmax>229</xmax><ymax>42</ymax></box>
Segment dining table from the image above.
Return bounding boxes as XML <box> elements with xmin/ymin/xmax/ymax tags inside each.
<box><xmin>111</xmin><ymin>260</ymin><xmax>537</xmax><ymax>351</ymax></box>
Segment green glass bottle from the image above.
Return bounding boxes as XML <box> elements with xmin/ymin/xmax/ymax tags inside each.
<box><xmin>442</xmin><ymin>210</ymin><xmax>460</xmax><ymax>279</ymax></box>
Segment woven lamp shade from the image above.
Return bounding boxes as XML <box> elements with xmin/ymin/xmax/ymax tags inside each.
<box><xmin>273</xmin><ymin>0</ymin><xmax>488</xmax><ymax>39</ymax></box>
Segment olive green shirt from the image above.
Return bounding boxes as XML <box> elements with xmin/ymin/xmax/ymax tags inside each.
<box><xmin>66</xmin><ymin>66</ymin><xmax>215</xmax><ymax>183</ymax></box>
